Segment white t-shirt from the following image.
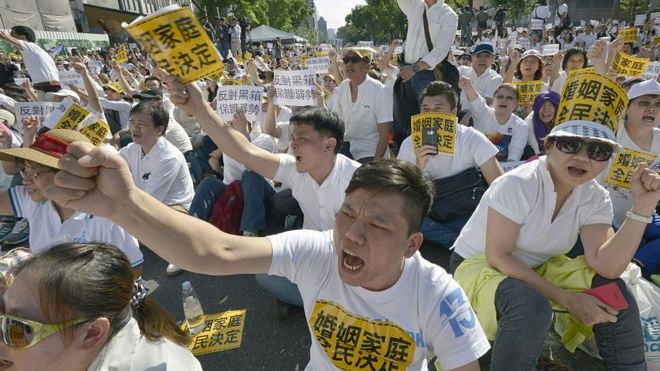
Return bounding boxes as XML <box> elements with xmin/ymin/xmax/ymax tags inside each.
<box><xmin>87</xmin><ymin>318</ymin><xmax>202</xmax><ymax>371</ymax></box>
<box><xmin>120</xmin><ymin>136</ymin><xmax>195</xmax><ymax>208</ymax></box>
<box><xmin>397</xmin><ymin>124</ymin><xmax>498</xmax><ymax>179</ymax></box>
<box><xmin>454</xmin><ymin>157</ymin><xmax>613</xmax><ymax>267</ymax></box>
<box><xmin>458</xmin><ymin>66</ymin><xmax>503</xmax><ymax>110</ymax></box>
<box><xmin>550</xmin><ymin>71</ymin><xmax>567</xmax><ymax>94</ymax></box>
<box><xmin>273</xmin><ymin>154</ymin><xmax>361</xmax><ymax>230</ymax></box>
<box><xmin>223</xmin><ymin>132</ymin><xmax>276</xmax><ymax>183</ymax></box>
<box><xmin>268</xmin><ymin>229</ymin><xmax>490</xmax><ymax>371</ymax></box>
<box><xmin>8</xmin><ymin>186</ymin><xmax>143</xmax><ymax>267</ymax></box>
<box><xmin>532</xmin><ymin>5</ymin><xmax>551</xmax><ymax>21</ymax></box>
<box><xmin>332</xmin><ymin>76</ymin><xmax>393</xmax><ymax>160</ymax></box>
<box><xmin>18</xmin><ymin>41</ymin><xmax>59</xmax><ymax>84</ymax></box>
<box><xmin>555</xmin><ymin>3</ymin><xmax>569</xmax><ymax>26</ymax></box>
<box><xmin>0</xmin><ymin>131</ymin><xmax>22</xmax><ymax>189</ymax></box>
<box><xmin>468</xmin><ymin>96</ymin><xmax>528</xmax><ymax>161</ymax></box>
<box><xmin>161</xmin><ymin>96</ymin><xmax>193</xmax><ymax>153</ymax></box>
<box><xmin>599</xmin><ymin>126</ymin><xmax>660</xmax><ymax>228</ymax></box>
<box><xmin>575</xmin><ymin>32</ymin><xmax>597</xmax><ymax>51</ymax></box>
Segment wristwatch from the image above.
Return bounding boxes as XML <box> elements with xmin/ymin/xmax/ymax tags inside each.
<box><xmin>626</xmin><ymin>210</ymin><xmax>653</xmax><ymax>224</ymax></box>
<box><xmin>411</xmin><ymin>63</ymin><xmax>420</xmax><ymax>73</ymax></box>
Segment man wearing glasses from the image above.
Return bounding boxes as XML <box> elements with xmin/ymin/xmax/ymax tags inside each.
<box><xmin>457</xmin><ymin>43</ymin><xmax>502</xmax><ymax>109</ymax></box>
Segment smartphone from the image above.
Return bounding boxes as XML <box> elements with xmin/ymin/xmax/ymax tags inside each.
<box><xmin>422</xmin><ymin>128</ymin><xmax>438</xmax><ymax>153</ymax></box>
<box><xmin>583</xmin><ymin>282</ymin><xmax>628</xmax><ymax>311</ymax></box>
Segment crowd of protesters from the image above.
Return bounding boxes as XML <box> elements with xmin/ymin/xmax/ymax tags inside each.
<box><xmin>0</xmin><ymin>0</ymin><xmax>658</xmax><ymax>369</ymax></box>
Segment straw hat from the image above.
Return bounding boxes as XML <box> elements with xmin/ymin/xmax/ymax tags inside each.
<box><xmin>0</xmin><ymin>129</ymin><xmax>90</xmax><ymax>170</ymax></box>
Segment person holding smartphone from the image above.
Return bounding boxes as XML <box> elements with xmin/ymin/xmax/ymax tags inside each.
<box><xmin>449</xmin><ymin>119</ymin><xmax>653</xmax><ymax>370</ymax></box>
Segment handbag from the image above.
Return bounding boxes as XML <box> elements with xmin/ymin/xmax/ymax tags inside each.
<box><xmin>422</xmin><ymin>9</ymin><xmax>460</xmax><ymax>96</ymax></box>
<box><xmin>429</xmin><ymin>167</ymin><xmax>487</xmax><ymax>223</ymax></box>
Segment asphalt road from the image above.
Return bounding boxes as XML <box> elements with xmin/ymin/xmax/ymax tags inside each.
<box><xmin>142</xmin><ymin>241</ymin><xmax>606</xmax><ymax>370</ymax></box>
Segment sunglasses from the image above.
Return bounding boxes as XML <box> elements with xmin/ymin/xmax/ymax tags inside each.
<box><xmin>0</xmin><ymin>314</ymin><xmax>88</xmax><ymax>349</ymax></box>
<box><xmin>342</xmin><ymin>55</ymin><xmax>364</xmax><ymax>64</ymax></box>
<box><xmin>552</xmin><ymin>137</ymin><xmax>614</xmax><ymax>162</ymax></box>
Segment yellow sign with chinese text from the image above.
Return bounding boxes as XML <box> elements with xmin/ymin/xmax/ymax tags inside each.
<box><xmin>309</xmin><ymin>300</ymin><xmax>415</xmax><ymax>371</ymax></box>
<box><xmin>244</xmin><ymin>51</ymin><xmax>252</xmax><ymax>60</ymax></box>
<box><xmin>80</xmin><ymin>119</ymin><xmax>110</xmax><ymax>146</ymax></box>
<box><xmin>54</xmin><ymin>103</ymin><xmax>91</xmax><ymax>131</ymax></box>
<box><xmin>513</xmin><ymin>80</ymin><xmax>545</xmax><ymax>106</ymax></box>
<box><xmin>605</xmin><ymin>148</ymin><xmax>657</xmax><ymax>189</ymax></box>
<box><xmin>106</xmin><ymin>82</ymin><xmax>124</xmax><ymax>94</ymax></box>
<box><xmin>618</xmin><ymin>28</ymin><xmax>639</xmax><ymax>43</ymax></box>
<box><xmin>410</xmin><ymin>112</ymin><xmax>458</xmax><ymax>155</ymax></box>
<box><xmin>124</xmin><ymin>6</ymin><xmax>224</xmax><ymax>84</ymax></box>
<box><xmin>613</xmin><ymin>51</ymin><xmax>650</xmax><ymax>78</ymax></box>
<box><xmin>567</xmin><ymin>67</ymin><xmax>594</xmax><ymax>76</ymax></box>
<box><xmin>115</xmin><ymin>44</ymin><xmax>128</xmax><ymax>64</ymax></box>
<box><xmin>181</xmin><ymin>309</ymin><xmax>246</xmax><ymax>356</ymax></box>
<box><xmin>556</xmin><ymin>70</ymin><xmax>627</xmax><ymax>136</ymax></box>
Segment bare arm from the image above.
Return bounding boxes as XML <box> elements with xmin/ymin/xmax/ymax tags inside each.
<box><xmin>502</xmin><ymin>50</ymin><xmax>520</xmax><ymax>84</ymax></box>
<box><xmin>72</xmin><ymin>59</ymin><xmax>102</xmax><ymax>114</ymax></box>
<box><xmin>112</xmin><ymin>62</ymin><xmax>138</xmax><ymax>97</ymax></box>
<box><xmin>479</xmin><ymin>156</ymin><xmax>503</xmax><ymax>184</ymax></box>
<box><xmin>0</xmin><ymin>32</ymin><xmax>22</xmax><ymax>50</ymax></box>
<box><xmin>374</xmin><ymin>122</ymin><xmax>389</xmax><ymax>160</ymax></box>
<box><xmin>549</xmin><ymin>50</ymin><xmax>564</xmax><ymax>86</ymax></box>
<box><xmin>329</xmin><ymin>49</ymin><xmax>344</xmax><ymax>82</ymax></box>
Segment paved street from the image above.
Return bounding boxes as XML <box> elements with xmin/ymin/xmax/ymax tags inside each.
<box><xmin>142</xmin><ymin>241</ymin><xmax>606</xmax><ymax>370</ymax></box>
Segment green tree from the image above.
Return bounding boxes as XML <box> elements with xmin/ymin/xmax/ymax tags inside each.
<box><xmin>617</xmin><ymin>0</ymin><xmax>650</xmax><ymax>24</ymax></box>
<box><xmin>337</xmin><ymin>0</ymin><xmax>407</xmax><ymax>45</ymax></box>
<box><xmin>488</xmin><ymin>0</ymin><xmax>535</xmax><ymax>21</ymax></box>
<box><xmin>197</xmin><ymin>0</ymin><xmax>313</xmax><ymax>33</ymax></box>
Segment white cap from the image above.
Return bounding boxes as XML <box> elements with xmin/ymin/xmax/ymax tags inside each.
<box><xmin>44</xmin><ymin>89</ymin><xmax>80</xmax><ymax>104</ymax></box>
<box><xmin>627</xmin><ymin>79</ymin><xmax>660</xmax><ymax>101</ymax></box>
<box><xmin>547</xmin><ymin>120</ymin><xmax>623</xmax><ymax>152</ymax></box>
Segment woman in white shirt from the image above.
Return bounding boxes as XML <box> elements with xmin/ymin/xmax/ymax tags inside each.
<box><xmin>0</xmin><ymin>242</ymin><xmax>202</xmax><ymax>371</ymax></box>
<box><xmin>460</xmin><ymin>78</ymin><xmax>528</xmax><ymax>161</ymax></box>
<box><xmin>450</xmin><ymin>120</ymin><xmax>652</xmax><ymax>369</ymax></box>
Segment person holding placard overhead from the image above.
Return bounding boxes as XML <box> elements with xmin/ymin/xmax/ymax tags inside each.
<box><xmin>450</xmin><ymin>113</ymin><xmax>650</xmax><ymax>369</ymax></box>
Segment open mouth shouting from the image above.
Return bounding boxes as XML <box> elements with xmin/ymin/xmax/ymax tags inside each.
<box><xmin>341</xmin><ymin>248</ymin><xmax>365</xmax><ymax>273</ymax></box>
<box><xmin>642</xmin><ymin>114</ymin><xmax>656</xmax><ymax>123</ymax></box>
<box><xmin>567</xmin><ymin>165</ymin><xmax>587</xmax><ymax>177</ymax></box>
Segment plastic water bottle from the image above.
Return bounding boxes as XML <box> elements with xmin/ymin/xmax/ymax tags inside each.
<box><xmin>182</xmin><ymin>281</ymin><xmax>205</xmax><ymax>334</ymax></box>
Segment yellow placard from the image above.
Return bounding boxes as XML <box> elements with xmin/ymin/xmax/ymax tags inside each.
<box><xmin>315</xmin><ymin>51</ymin><xmax>329</xmax><ymax>57</ymax></box>
<box><xmin>556</xmin><ymin>70</ymin><xmax>627</xmax><ymax>136</ymax></box>
<box><xmin>221</xmin><ymin>77</ymin><xmax>243</xmax><ymax>86</ymax></box>
<box><xmin>654</xmin><ymin>37</ymin><xmax>660</xmax><ymax>45</ymax></box>
<box><xmin>124</xmin><ymin>6</ymin><xmax>224</xmax><ymax>84</ymax></box>
<box><xmin>567</xmin><ymin>67</ymin><xmax>594</xmax><ymax>76</ymax></box>
<box><xmin>613</xmin><ymin>51</ymin><xmax>650</xmax><ymax>78</ymax></box>
<box><xmin>310</xmin><ymin>300</ymin><xmax>415</xmax><ymax>370</ymax></box>
<box><xmin>513</xmin><ymin>80</ymin><xmax>545</xmax><ymax>106</ymax></box>
<box><xmin>115</xmin><ymin>44</ymin><xmax>128</xmax><ymax>64</ymax></box>
<box><xmin>80</xmin><ymin>120</ymin><xmax>110</xmax><ymax>146</ymax></box>
<box><xmin>605</xmin><ymin>148</ymin><xmax>657</xmax><ymax>189</ymax></box>
<box><xmin>243</xmin><ymin>51</ymin><xmax>252</xmax><ymax>60</ymax></box>
<box><xmin>106</xmin><ymin>82</ymin><xmax>124</xmax><ymax>94</ymax></box>
<box><xmin>300</xmin><ymin>55</ymin><xmax>309</xmax><ymax>68</ymax></box>
<box><xmin>618</xmin><ymin>28</ymin><xmax>639</xmax><ymax>43</ymax></box>
<box><xmin>181</xmin><ymin>309</ymin><xmax>246</xmax><ymax>356</ymax></box>
<box><xmin>410</xmin><ymin>112</ymin><xmax>458</xmax><ymax>155</ymax></box>
<box><xmin>54</xmin><ymin>103</ymin><xmax>91</xmax><ymax>131</ymax></box>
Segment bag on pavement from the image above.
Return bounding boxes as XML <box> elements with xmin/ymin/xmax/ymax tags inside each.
<box><xmin>622</xmin><ymin>264</ymin><xmax>660</xmax><ymax>369</ymax></box>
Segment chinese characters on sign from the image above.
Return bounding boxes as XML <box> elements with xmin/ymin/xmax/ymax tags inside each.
<box><xmin>58</xmin><ymin>70</ymin><xmax>85</xmax><ymax>90</ymax></box>
<box><xmin>115</xmin><ymin>44</ymin><xmax>129</xmax><ymax>64</ymax></box>
<box><xmin>181</xmin><ymin>309</ymin><xmax>246</xmax><ymax>356</ymax></box>
<box><xmin>14</xmin><ymin>101</ymin><xmax>70</xmax><ymax>133</ymax></box>
<box><xmin>606</xmin><ymin>148</ymin><xmax>657</xmax><ymax>189</ymax></box>
<box><xmin>53</xmin><ymin>103</ymin><xmax>92</xmax><ymax>131</ymax></box>
<box><xmin>513</xmin><ymin>80</ymin><xmax>545</xmax><ymax>106</ymax></box>
<box><xmin>273</xmin><ymin>70</ymin><xmax>316</xmax><ymax>106</ymax></box>
<box><xmin>643</xmin><ymin>62</ymin><xmax>660</xmax><ymax>81</ymax></box>
<box><xmin>310</xmin><ymin>300</ymin><xmax>416</xmax><ymax>371</ymax></box>
<box><xmin>613</xmin><ymin>51</ymin><xmax>650</xmax><ymax>78</ymax></box>
<box><xmin>410</xmin><ymin>112</ymin><xmax>458</xmax><ymax>155</ymax></box>
<box><xmin>618</xmin><ymin>28</ymin><xmax>639</xmax><ymax>43</ymax></box>
<box><xmin>556</xmin><ymin>70</ymin><xmax>628</xmax><ymax>136</ymax></box>
<box><xmin>304</xmin><ymin>57</ymin><xmax>331</xmax><ymax>74</ymax></box>
<box><xmin>80</xmin><ymin>120</ymin><xmax>111</xmax><ymax>146</ymax></box>
<box><xmin>216</xmin><ymin>86</ymin><xmax>263</xmax><ymax>122</ymax></box>
<box><xmin>124</xmin><ymin>6</ymin><xmax>224</xmax><ymax>84</ymax></box>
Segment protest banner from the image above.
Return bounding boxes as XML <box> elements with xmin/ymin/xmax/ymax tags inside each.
<box><xmin>518</xmin><ymin>37</ymin><xmax>531</xmax><ymax>51</ymax></box>
<box><xmin>273</xmin><ymin>70</ymin><xmax>316</xmax><ymax>106</ymax></box>
<box><xmin>304</xmin><ymin>56</ymin><xmax>330</xmax><ymax>74</ymax></box>
<box><xmin>618</xmin><ymin>28</ymin><xmax>639</xmax><ymax>43</ymax></box>
<box><xmin>319</xmin><ymin>43</ymin><xmax>332</xmax><ymax>53</ymax></box>
<box><xmin>530</xmin><ymin>19</ymin><xmax>543</xmax><ymax>30</ymax></box>
<box><xmin>58</xmin><ymin>70</ymin><xmax>85</xmax><ymax>90</ymax></box>
<box><xmin>243</xmin><ymin>51</ymin><xmax>252</xmax><ymax>60</ymax></box>
<box><xmin>410</xmin><ymin>112</ymin><xmax>457</xmax><ymax>155</ymax></box>
<box><xmin>357</xmin><ymin>41</ymin><xmax>374</xmax><ymax>48</ymax></box>
<box><xmin>80</xmin><ymin>119</ymin><xmax>111</xmax><ymax>146</ymax></box>
<box><xmin>105</xmin><ymin>81</ymin><xmax>124</xmax><ymax>93</ymax></box>
<box><xmin>52</xmin><ymin>103</ymin><xmax>92</xmax><ymax>131</ymax></box>
<box><xmin>221</xmin><ymin>78</ymin><xmax>243</xmax><ymax>86</ymax></box>
<box><xmin>545</xmin><ymin>23</ymin><xmax>553</xmax><ymax>31</ymax></box>
<box><xmin>652</xmin><ymin>12</ymin><xmax>660</xmax><ymax>23</ymax></box>
<box><xmin>606</xmin><ymin>148</ymin><xmax>657</xmax><ymax>189</ymax></box>
<box><xmin>613</xmin><ymin>51</ymin><xmax>650</xmax><ymax>78</ymax></box>
<box><xmin>182</xmin><ymin>309</ymin><xmax>246</xmax><ymax>356</ymax></box>
<box><xmin>568</xmin><ymin>67</ymin><xmax>594</xmax><ymax>76</ymax></box>
<box><xmin>215</xmin><ymin>86</ymin><xmax>263</xmax><ymax>122</ymax></box>
<box><xmin>513</xmin><ymin>80</ymin><xmax>545</xmax><ymax>106</ymax></box>
<box><xmin>541</xmin><ymin>44</ymin><xmax>560</xmax><ymax>56</ymax></box>
<box><xmin>556</xmin><ymin>70</ymin><xmax>627</xmax><ymax>136</ymax></box>
<box><xmin>643</xmin><ymin>62</ymin><xmax>660</xmax><ymax>81</ymax></box>
<box><xmin>115</xmin><ymin>44</ymin><xmax>128</xmax><ymax>64</ymax></box>
<box><xmin>509</xmin><ymin>31</ymin><xmax>518</xmax><ymax>41</ymax></box>
<box><xmin>634</xmin><ymin>14</ymin><xmax>646</xmax><ymax>26</ymax></box>
<box><xmin>124</xmin><ymin>6</ymin><xmax>224</xmax><ymax>84</ymax></box>
<box><xmin>0</xmin><ymin>93</ymin><xmax>16</xmax><ymax>110</ymax></box>
<box><xmin>14</xmin><ymin>101</ymin><xmax>70</xmax><ymax>133</ymax></box>
<box><xmin>394</xmin><ymin>46</ymin><xmax>403</xmax><ymax>54</ymax></box>
<box><xmin>87</xmin><ymin>60</ymin><xmax>103</xmax><ymax>75</ymax></box>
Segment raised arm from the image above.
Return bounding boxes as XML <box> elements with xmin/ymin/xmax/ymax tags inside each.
<box><xmin>72</xmin><ymin>58</ymin><xmax>102</xmax><ymax>114</ymax></box>
<box><xmin>0</xmin><ymin>32</ymin><xmax>22</xmax><ymax>50</ymax></box>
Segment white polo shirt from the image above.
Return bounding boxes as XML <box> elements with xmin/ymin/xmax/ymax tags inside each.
<box><xmin>223</xmin><ymin>132</ymin><xmax>276</xmax><ymax>183</ymax></box>
<box><xmin>468</xmin><ymin>96</ymin><xmax>528</xmax><ymax>162</ymax></box>
<box><xmin>8</xmin><ymin>186</ymin><xmax>143</xmax><ymax>267</ymax></box>
<box><xmin>458</xmin><ymin>66</ymin><xmax>502</xmax><ymax>110</ymax></box>
<box><xmin>120</xmin><ymin>136</ymin><xmax>195</xmax><ymax>208</ymax></box>
<box><xmin>454</xmin><ymin>157</ymin><xmax>613</xmax><ymax>267</ymax></box>
<box><xmin>273</xmin><ymin>154</ymin><xmax>361</xmax><ymax>230</ymax></box>
<box><xmin>18</xmin><ymin>41</ymin><xmax>59</xmax><ymax>84</ymax></box>
<box><xmin>331</xmin><ymin>76</ymin><xmax>393</xmax><ymax>160</ymax></box>
<box><xmin>397</xmin><ymin>124</ymin><xmax>498</xmax><ymax>180</ymax></box>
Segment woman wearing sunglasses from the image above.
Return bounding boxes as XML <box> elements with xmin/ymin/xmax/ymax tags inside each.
<box><xmin>599</xmin><ymin>79</ymin><xmax>660</xmax><ymax>279</ymax></box>
<box><xmin>449</xmin><ymin>119</ymin><xmax>655</xmax><ymax>369</ymax></box>
<box><xmin>0</xmin><ymin>242</ymin><xmax>202</xmax><ymax>370</ymax></box>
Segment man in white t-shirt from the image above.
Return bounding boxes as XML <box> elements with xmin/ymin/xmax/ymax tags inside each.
<box><xmin>0</xmin><ymin>26</ymin><xmax>60</xmax><ymax>96</ymax></box>
<box><xmin>398</xmin><ymin>81</ymin><xmax>503</xmax><ymax>247</ymax></box>
<box><xmin>575</xmin><ymin>24</ymin><xmax>597</xmax><ymax>51</ymax></box>
<box><xmin>332</xmin><ymin>48</ymin><xmax>392</xmax><ymax>163</ymax></box>
<box><xmin>51</xmin><ymin>143</ymin><xmax>491</xmax><ymax>370</ymax></box>
<box><xmin>457</xmin><ymin>43</ymin><xmax>502</xmax><ymax>109</ymax></box>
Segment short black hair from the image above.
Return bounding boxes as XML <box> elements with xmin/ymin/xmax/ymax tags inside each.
<box><xmin>130</xmin><ymin>101</ymin><xmax>169</xmax><ymax>135</ymax></box>
<box><xmin>420</xmin><ymin>81</ymin><xmax>458</xmax><ymax>111</ymax></box>
<box><xmin>345</xmin><ymin>160</ymin><xmax>435</xmax><ymax>234</ymax></box>
<box><xmin>290</xmin><ymin>108</ymin><xmax>344</xmax><ymax>154</ymax></box>
<box><xmin>144</xmin><ymin>76</ymin><xmax>162</xmax><ymax>86</ymax></box>
<box><xmin>11</xmin><ymin>26</ymin><xmax>36</xmax><ymax>43</ymax></box>
<box><xmin>562</xmin><ymin>48</ymin><xmax>587</xmax><ymax>70</ymax></box>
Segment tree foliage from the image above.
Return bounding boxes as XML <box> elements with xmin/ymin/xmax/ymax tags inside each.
<box><xmin>336</xmin><ymin>0</ymin><xmax>407</xmax><ymax>45</ymax></box>
<box><xmin>618</xmin><ymin>0</ymin><xmax>650</xmax><ymax>24</ymax></box>
<box><xmin>197</xmin><ymin>0</ymin><xmax>313</xmax><ymax>33</ymax></box>
<box><xmin>487</xmin><ymin>0</ymin><xmax>535</xmax><ymax>21</ymax></box>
